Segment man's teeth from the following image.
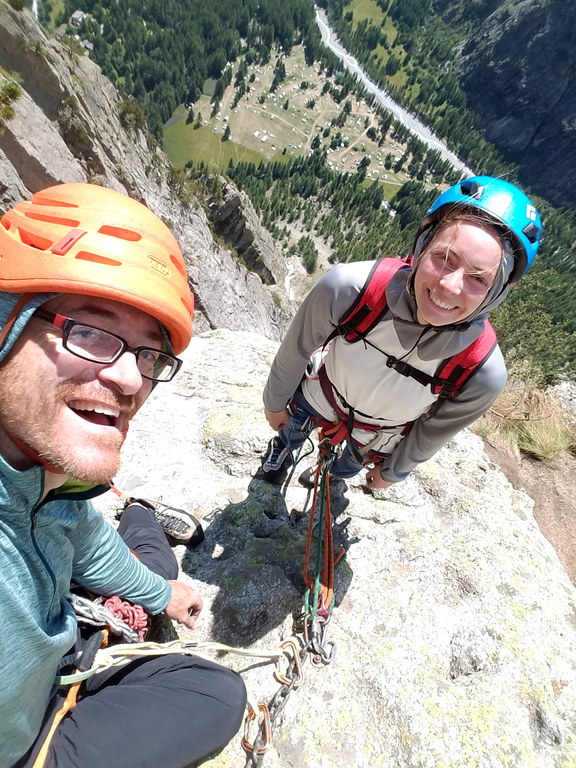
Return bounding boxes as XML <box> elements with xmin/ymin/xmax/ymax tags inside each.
<box><xmin>91</xmin><ymin>405</ymin><xmax>120</xmax><ymax>417</ymax></box>
<box><xmin>71</xmin><ymin>401</ymin><xmax>120</xmax><ymax>417</ymax></box>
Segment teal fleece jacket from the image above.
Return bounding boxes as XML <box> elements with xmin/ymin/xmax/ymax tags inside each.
<box><xmin>0</xmin><ymin>456</ymin><xmax>172</xmax><ymax>767</ymax></box>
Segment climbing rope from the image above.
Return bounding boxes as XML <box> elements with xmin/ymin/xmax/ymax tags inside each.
<box><xmin>302</xmin><ymin>432</ymin><xmax>347</xmax><ymax>667</ymax></box>
<box><xmin>56</xmin><ymin>638</ymin><xmax>292</xmax><ymax>686</ymax></box>
<box><xmin>67</xmin><ymin>592</ymin><xmax>145</xmax><ymax>643</ymax></box>
<box><xmin>243</xmin><ymin>431</ymin><xmax>348</xmax><ymax>764</ymax></box>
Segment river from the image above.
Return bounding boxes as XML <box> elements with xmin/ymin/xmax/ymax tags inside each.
<box><xmin>315</xmin><ymin>7</ymin><xmax>474</xmax><ymax>177</ymax></box>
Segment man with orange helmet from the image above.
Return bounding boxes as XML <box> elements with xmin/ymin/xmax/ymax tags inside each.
<box><xmin>0</xmin><ymin>184</ymin><xmax>246</xmax><ymax>768</ymax></box>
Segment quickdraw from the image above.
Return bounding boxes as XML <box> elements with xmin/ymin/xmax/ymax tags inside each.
<box><xmin>243</xmin><ymin>635</ymin><xmax>309</xmax><ymax>768</ymax></box>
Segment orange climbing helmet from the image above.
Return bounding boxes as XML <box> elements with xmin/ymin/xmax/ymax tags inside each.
<box><xmin>0</xmin><ymin>183</ymin><xmax>194</xmax><ymax>353</ymax></box>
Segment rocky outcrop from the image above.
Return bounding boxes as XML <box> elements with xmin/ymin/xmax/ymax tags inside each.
<box><xmin>208</xmin><ymin>183</ymin><xmax>287</xmax><ymax>288</ymax></box>
<box><xmin>97</xmin><ymin>328</ymin><xmax>576</xmax><ymax>768</ymax></box>
<box><xmin>0</xmin><ymin>3</ymin><xmax>294</xmax><ymax>340</ymax></box>
<box><xmin>3</xmin><ymin>6</ymin><xmax>576</xmax><ymax>764</ymax></box>
<box><xmin>453</xmin><ymin>0</ymin><xmax>576</xmax><ymax>209</ymax></box>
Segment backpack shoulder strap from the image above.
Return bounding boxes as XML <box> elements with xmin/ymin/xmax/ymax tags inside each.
<box><xmin>433</xmin><ymin>320</ymin><xmax>498</xmax><ymax>398</ymax></box>
<box><xmin>329</xmin><ymin>258</ymin><xmax>409</xmax><ymax>344</ymax></box>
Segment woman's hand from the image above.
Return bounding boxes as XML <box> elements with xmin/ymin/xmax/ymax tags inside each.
<box><xmin>365</xmin><ymin>463</ymin><xmax>393</xmax><ymax>490</ymax></box>
<box><xmin>265</xmin><ymin>407</ymin><xmax>290</xmax><ymax>431</ymax></box>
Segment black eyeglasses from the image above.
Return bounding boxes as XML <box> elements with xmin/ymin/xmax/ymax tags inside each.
<box><xmin>33</xmin><ymin>308</ymin><xmax>182</xmax><ymax>382</ymax></box>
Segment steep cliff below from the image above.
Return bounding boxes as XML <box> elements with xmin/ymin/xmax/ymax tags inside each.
<box><xmin>0</xmin><ymin>3</ymin><xmax>294</xmax><ymax>339</ymax></box>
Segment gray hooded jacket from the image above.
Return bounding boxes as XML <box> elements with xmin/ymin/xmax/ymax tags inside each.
<box><xmin>263</xmin><ymin>259</ymin><xmax>508</xmax><ymax>483</ymax></box>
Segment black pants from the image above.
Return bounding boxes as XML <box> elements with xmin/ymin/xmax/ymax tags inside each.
<box><xmin>17</xmin><ymin>504</ymin><xmax>247</xmax><ymax>768</ymax></box>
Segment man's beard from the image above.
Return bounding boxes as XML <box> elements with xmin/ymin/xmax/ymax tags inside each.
<box><xmin>0</xmin><ymin>373</ymin><xmax>137</xmax><ymax>484</ymax></box>
<box><xmin>37</xmin><ymin>428</ymin><xmax>126</xmax><ymax>484</ymax></box>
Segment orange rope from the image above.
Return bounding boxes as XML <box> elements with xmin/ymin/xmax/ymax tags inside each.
<box><xmin>303</xmin><ymin>437</ymin><xmax>336</xmax><ymax>611</ymax></box>
<box><xmin>31</xmin><ymin>682</ymin><xmax>82</xmax><ymax>768</ymax></box>
<box><xmin>32</xmin><ymin>630</ymin><xmax>109</xmax><ymax>768</ymax></box>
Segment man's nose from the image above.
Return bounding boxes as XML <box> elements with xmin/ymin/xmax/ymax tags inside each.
<box><xmin>98</xmin><ymin>351</ymin><xmax>145</xmax><ymax>395</ymax></box>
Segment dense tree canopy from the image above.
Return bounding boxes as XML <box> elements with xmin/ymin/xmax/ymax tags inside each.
<box><xmin>61</xmin><ymin>0</ymin><xmax>322</xmax><ymax>135</ymax></box>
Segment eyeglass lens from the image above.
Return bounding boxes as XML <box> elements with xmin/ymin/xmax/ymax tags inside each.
<box><xmin>66</xmin><ymin>325</ymin><xmax>175</xmax><ymax>381</ymax></box>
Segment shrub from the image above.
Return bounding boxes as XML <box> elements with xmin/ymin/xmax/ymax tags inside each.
<box><xmin>119</xmin><ymin>98</ymin><xmax>146</xmax><ymax>131</ymax></box>
<box><xmin>0</xmin><ymin>80</ymin><xmax>22</xmax><ymax>135</ymax></box>
<box><xmin>472</xmin><ymin>376</ymin><xmax>575</xmax><ymax>461</ymax></box>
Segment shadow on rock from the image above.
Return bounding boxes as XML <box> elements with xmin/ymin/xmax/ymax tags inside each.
<box><xmin>180</xmin><ymin>476</ymin><xmax>357</xmax><ymax>647</ymax></box>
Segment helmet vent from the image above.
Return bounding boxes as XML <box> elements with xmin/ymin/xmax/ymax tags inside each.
<box><xmin>26</xmin><ymin>212</ymin><xmax>81</xmax><ymax>228</ymax></box>
<box><xmin>523</xmin><ymin>222</ymin><xmax>540</xmax><ymax>244</ymax></box>
<box><xmin>32</xmin><ymin>194</ymin><xmax>78</xmax><ymax>208</ymax></box>
<box><xmin>460</xmin><ymin>180</ymin><xmax>483</xmax><ymax>199</ymax></box>
<box><xmin>75</xmin><ymin>251</ymin><xmax>122</xmax><ymax>266</ymax></box>
<box><xmin>170</xmin><ymin>254</ymin><xmax>187</xmax><ymax>277</ymax></box>
<box><xmin>18</xmin><ymin>228</ymin><xmax>52</xmax><ymax>251</ymax></box>
<box><xmin>98</xmin><ymin>225</ymin><xmax>141</xmax><ymax>242</ymax></box>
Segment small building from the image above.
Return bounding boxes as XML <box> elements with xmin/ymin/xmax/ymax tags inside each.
<box><xmin>70</xmin><ymin>10</ymin><xmax>89</xmax><ymax>26</ymax></box>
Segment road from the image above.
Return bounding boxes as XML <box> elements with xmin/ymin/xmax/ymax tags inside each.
<box><xmin>315</xmin><ymin>7</ymin><xmax>474</xmax><ymax>177</ymax></box>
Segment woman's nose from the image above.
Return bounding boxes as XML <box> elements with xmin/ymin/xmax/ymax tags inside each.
<box><xmin>439</xmin><ymin>269</ymin><xmax>464</xmax><ymax>295</ymax></box>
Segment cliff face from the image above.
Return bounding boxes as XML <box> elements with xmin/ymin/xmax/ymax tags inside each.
<box><xmin>0</xmin><ymin>3</ymin><xmax>293</xmax><ymax>340</ymax></box>
<box><xmin>450</xmin><ymin>0</ymin><xmax>576</xmax><ymax>209</ymax></box>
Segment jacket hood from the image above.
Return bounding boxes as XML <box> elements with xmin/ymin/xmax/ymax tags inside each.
<box><xmin>0</xmin><ymin>291</ymin><xmax>58</xmax><ymax>363</ymax></box>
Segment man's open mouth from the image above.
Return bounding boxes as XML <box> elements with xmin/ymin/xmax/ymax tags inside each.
<box><xmin>67</xmin><ymin>399</ymin><xmax>121</xmax><ymax>428</ymax></box>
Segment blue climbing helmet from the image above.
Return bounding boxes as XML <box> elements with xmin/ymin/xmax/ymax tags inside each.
<box><xmin>417</xmin><ymin>176</ymin><xmax>542</xmax><ymax>285</ymax></box>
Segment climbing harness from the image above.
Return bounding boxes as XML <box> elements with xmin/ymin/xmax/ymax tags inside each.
<box><xmin>32</xmin><ymin>627</ymin><xmax>110</xmax><ymax>768</ymax></box>
<box><xmin>326</xmin><ymin>257</ymin><xmax>498</xmax><ymax>403</ymax></box>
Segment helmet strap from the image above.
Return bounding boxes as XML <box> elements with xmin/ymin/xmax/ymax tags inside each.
<box><xmin>2</xmin><ymin>427</ymin><xmax>66</xmax><ymax>475</ymax></box>
<box><xmin>412</xmin><ymin>225</ymin><xmax>437</xmax><ymax>261</ymax></box>
<box><xmin>0</xmin><ymin>293</ymin><xmax>34</xmax><ymax>352</ymax></box>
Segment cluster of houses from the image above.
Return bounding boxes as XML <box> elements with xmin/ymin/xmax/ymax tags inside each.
<box><xmin>55</xmin><ymin>9</ymin><xmax>95</xmax><ymax>53</ymax></box>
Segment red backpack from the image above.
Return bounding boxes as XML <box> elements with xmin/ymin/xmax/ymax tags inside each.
<box><xmin>327</xmin><ymin>258</ymin><xmax>497</xmax><ymax>403</ymax></box>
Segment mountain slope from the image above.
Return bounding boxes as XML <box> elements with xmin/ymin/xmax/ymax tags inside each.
<box><xmin>453</xmin><ymin>0</ymin><xmax>576</xmax><ymax>209</ymax></box>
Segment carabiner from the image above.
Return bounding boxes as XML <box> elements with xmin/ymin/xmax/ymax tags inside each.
<box><xmin>242</xmin><ymin>704</ymin><xmax>271</xmax><ymax>756</ymax></box>
<box><xmin>274</xmin><ymin>639</ymin><xmax>303</xmax><ymax>687</ymax></box>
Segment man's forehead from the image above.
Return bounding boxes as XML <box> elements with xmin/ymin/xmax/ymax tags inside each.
<box><xmin>43</xmin><ymin>295</ymin><xmax>163</xmax><ymax>342</ymax></box>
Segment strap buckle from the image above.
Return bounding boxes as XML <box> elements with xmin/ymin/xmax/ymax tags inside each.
<box><xmin>386</xmin><ymin>356</ymin><xmax>411</xmax><ymax>377</ymax></box>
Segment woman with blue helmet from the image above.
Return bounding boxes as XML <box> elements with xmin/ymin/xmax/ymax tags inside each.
<box><xmin>259</xmin><ymin>176</ymin><xmax>542</xmax><ymax>488</ymax></box>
